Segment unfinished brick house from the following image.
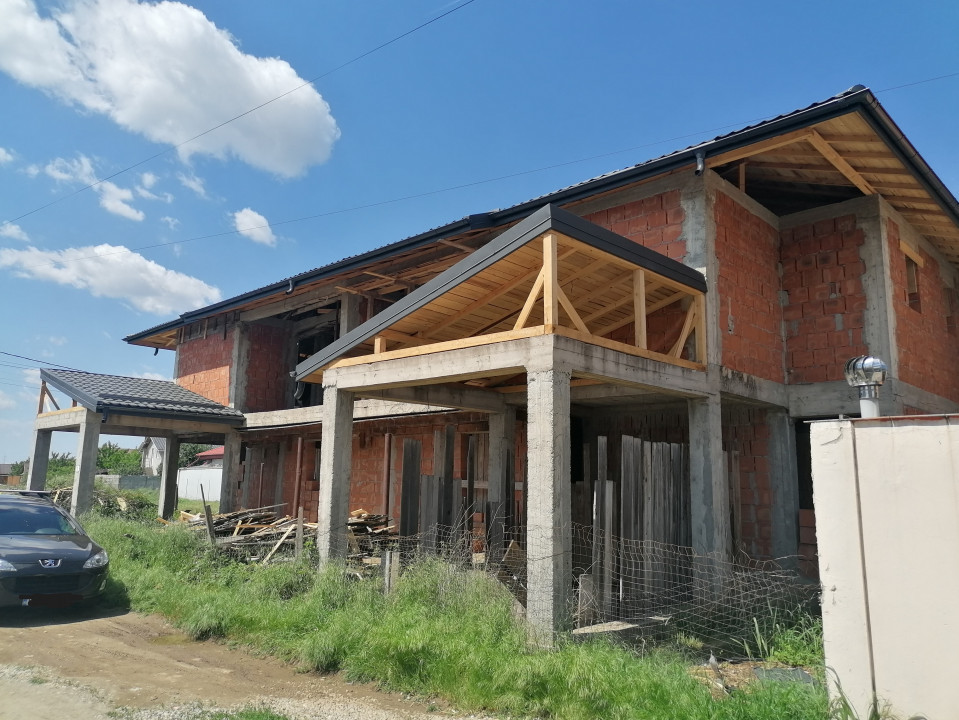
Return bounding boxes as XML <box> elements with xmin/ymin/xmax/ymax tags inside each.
<box><xmin>29</xmin><ymin>86</ymin><xmax>959</xmax><ymax>632</ymax></box>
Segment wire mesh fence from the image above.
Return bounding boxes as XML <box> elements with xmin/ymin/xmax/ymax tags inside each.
<box><xmin>341</xmin><ymin>519</ymin><xmax>817</xmax><ymax>654</ymax></box>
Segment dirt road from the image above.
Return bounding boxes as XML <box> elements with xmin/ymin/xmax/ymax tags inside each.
<box><xmin>0</xmin><ymin>607</ymin><xmax>462</xmax><ymax>720</ymax></box>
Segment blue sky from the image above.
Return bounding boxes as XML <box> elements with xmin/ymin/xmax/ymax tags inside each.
<box><xmin>1</xmin><ymin>0</ymin><xmax>957</xmax><ymax>463</ymax></box>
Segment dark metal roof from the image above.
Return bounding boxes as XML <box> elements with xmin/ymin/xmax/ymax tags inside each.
<box><xmin>126</xmin><ymin>85</ymin><xmax>959</xmax><ymax>346</ymax></box>
<box><xmin>295</xmin><ymin>204</ymin><xmax>706</xmax><ymax>380</ymax></box>
<box><xmin>41</xmin><ymin>369</ymin><xmax>244</xmax><ymax>424</ymax></box>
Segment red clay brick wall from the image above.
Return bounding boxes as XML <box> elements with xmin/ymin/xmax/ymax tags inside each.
<box><xmin>581</xmin><ymin>189</ymin><xmax>686</xmax><ymax>261</ymax></box>
<box><xmin>723</xmin><ymin>406</ymin><xmax>772</xmax><ymax>558</ymax></box>
<box><xmin>175</xmin><ymin>333</ymin><xmax>233</xmax><ymax>405</ymax></box>
<box><xmin>781</xmin><ymin>214</ymin><xmax>868</xmax><ymax>383</ymax></box>
<box><xmin>575</xmin><ymin>191</ymin><xmax>691</xmax><ymax>358</ymax></box>
<box><xmin>276</xmin><ymin>412</ymin><xmax>526</xmax><ymax>522</ymax></box>
<box><xmin>889</xmin><ymin>219</ymin><xmax>959</xmax><ymax>404</ymax></box>
<box><xmin>243</xmin><ymin>323</ymin><xmax>292</xmax><ymax>413</ymax></box>
<box><xmin>715</xmin><ymin>191</ymin><xmax>784</xmax><ymax>382</ymax></box>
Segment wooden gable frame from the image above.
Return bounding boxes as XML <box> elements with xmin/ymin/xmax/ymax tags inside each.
<box><xmin>297</xmin><ymin>205</ymin><xmax>707</xmax><ymax>385</ymax></box>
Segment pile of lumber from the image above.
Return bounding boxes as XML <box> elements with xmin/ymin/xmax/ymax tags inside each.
<box><xmin>347</xmin><ymin>508</ymin><xmax>395</xmax><ymax>537</ymax></box>
<box><xmin>180</xmin><ymin>504</ymin><xmax>315</xmax><ymax>562</ymax></box>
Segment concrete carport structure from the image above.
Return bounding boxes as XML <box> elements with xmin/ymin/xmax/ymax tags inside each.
<box><xmin>27</xmin><ymin>369</ymin><xmax>244</xmax><ymax>517</ymax></box>
<box><xmin>296</xmin><ymin>204</ymin><xmax>730</xmax><ymax>635</ymax></box>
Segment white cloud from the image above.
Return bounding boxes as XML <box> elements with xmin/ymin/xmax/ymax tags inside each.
<box><xmin>98</xmin><ymin>180</ymin><xmax>144</xmax><ymax>221</ymax></box>
<box><xmin>47</xmin><ymin>336</ymin><xmax>67</xmax><ymax>346</ymax></box>
<box><xmin>0</xmin><ymin>147</ymin><xmax>13</xmax><ymax>164</ymax></box>
<box><xmin>233</xmin><ymin>207</ymin><xmax>276</xmax><ymax>247</ymax></box>
<box><xmin>43</xmin><ymin>153</ymin><xmax>145</xmax><ymax>220</ymax></box>
<box><xmin>160</xmin><ymin>216</ymin><xmax>180</xmax><ymax>230</ymax></box>
<box><xmin>140</xmin><ymin>172</ymin><xmax>156</xmax><ymax>189</ymax></box>
<box><xmin>177</xmin><ymin>172</ymin><xmax>206</xmax><ymax>198</ymax></box>
<box><xmin>0</xmin><ymin>243</ymin><xmax>221</xmax><ymax>315</ymax></box>
<box><xmin>0</xmin><ymin>390</ymin><xmax>14</xmax><ymax>410</ymax></box>
<box><xmin>0</xmin><ymin>0</ymin><xmax>340</xmax><ymax>177</ymax></box>
<box><xmin>45</xmin><ymin>155</ymin><xmax>96</xmax><ymax>184</ymax></box>
<box><xmin>0</xmin><ymin>223</ymin><xmax>30</xmax><ymax>242</ymax></box>
<box><xmin>135</xmin><ymin>172</ymin><xmax>173</xmax><ymax>202</ymax></box>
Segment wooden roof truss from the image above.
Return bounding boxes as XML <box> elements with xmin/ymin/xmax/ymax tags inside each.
<box><xmin>326</xmin><ymin>229</ymin><xmax>706</xmax><ymax>377</ymax></box>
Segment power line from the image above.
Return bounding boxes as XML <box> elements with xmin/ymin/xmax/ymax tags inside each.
<box><xmin>0</xmin><ymin>0</ymin><xmax>479</xmax><ymax>230</ymax></box>
<box><xmin>0</xmin><ymin>379</ymin><xmax>41</xmax><ymax>391</ymax></box>
<box><xmin>0</xmin><ymin>351</ymin><xmax>80</xmax><ymax>372</ymax></box>
<box><xmin>7</xmin><ymin>69</ymin><xmax>959</xmax><ymax>273</ymax></box>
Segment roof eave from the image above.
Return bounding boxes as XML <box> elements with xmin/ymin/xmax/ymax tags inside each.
<box><xmin>127</xmin><ymin>86</ymin><xmax>959</xmax><ymax>347</ymax></box>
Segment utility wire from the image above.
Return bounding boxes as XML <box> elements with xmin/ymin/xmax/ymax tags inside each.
<box><xmin>0</xmin><ymin>0</ymin><xmax>478</xmax><ymax>230</ymax></box>
<box><xmin>6</xmin><ymin>68</ymin><xmax>959</xmax><ymax>272</ymax></box>
<box><xmin>0</xmin><ymin>351</ymin><xmax>81</xmax><ymax>372</ymax></box>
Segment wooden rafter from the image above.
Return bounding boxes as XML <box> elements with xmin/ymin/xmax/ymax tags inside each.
<box><xmin>37</xmin><ymin>381</ymin><xmax>60</xmax><ymax>415</ymax></box>
<box><xmin>633</xmin><ymin>269</ymin><xmax>647</xmax><ymax>349</ymax></box>
<box><xmin>806</xmin><ymin>130</ymin><xmax>876</xmax><ymax>195</ymax></box>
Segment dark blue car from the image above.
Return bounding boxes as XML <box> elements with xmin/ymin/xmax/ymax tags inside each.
<box><xmin>0</xmin><ymin>490</ymin><xmax>109</xmax><ymax>608</ymax></box>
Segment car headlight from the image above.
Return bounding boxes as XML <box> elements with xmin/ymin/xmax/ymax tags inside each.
<box><xmin>0</xmin><ymin>558</ymin><xmax>16</xmax><ymax>572</ymax></box>
<box><xmin>83</xmin><ymin>550</ymin><xmax>109</xmax><ymax>569</ymax></box>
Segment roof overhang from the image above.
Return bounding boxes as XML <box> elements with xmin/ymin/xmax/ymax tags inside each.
<box><xmin>126</xmin><ymin>85</ymin><xmax>959</xmax><ymax>350</ymax></box>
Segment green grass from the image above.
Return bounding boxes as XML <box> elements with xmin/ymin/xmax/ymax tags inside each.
<box><xmin>742</xmin><ymin>605</ymin><xmax>825</xmax><ymax>668</ymax></box>
<box><xmin>86</xmin><ymin>515</ymin><xmax>831</xmax><ymax>720</ymax></box>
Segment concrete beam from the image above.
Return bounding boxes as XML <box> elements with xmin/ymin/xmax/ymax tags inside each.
<box><xmin>719</xmin><ymin>367</ymin><xmax>789</xmax><ymax>407</ymax></box>
<box><xmin>357</xmin><ymin>384</ymin><xmax>507</xmax><ymax>413</ymax></box>
<box><xmin>787</xmin><ymin>381</ymin><xmax>860</xmax><ymax>417</ymax></box>
<box><xmin>71</xmin><ymin>411</ymin><xmax>101</xmax><ymax>516</ymax></box>
<box><xmin>26</xmin><ymin>429</ymin><xmax>52</xmax><ymax>491</ymax></box>
<box><xmin>34</xmin><ymin>407</ymin><xmax>88</xmax><ymax>431</ymax></box>
<box><xmin>553</xmin><ymin>335</ymin><xmax>711</xmax><ymax>397</ymax></box>
<box><xmin>688</xmin><ymin>395</ymin><xmax>730</xmax><ymax>558</ymax></box>
<box><xmin>316</xmin><ymin>383</ymin><xmax>355</xmax><ymax>565</ymax></box>
<box><xmin>158</xmin><ymin>435</ymin><xmax>180</xmax><ymax>520</ymax></box>
<box><xmin>525</xmin><ymin>368</ymin><xmax>572</xmax><ymax>637</ymax></box>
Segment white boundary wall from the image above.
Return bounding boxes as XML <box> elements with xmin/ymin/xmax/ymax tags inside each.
<box><xmin>177</xmin><ymin>466</ymin><xmax>222</xmax><ymax>502</ymax></box>
<box><xmin>811</xmin><ymin>416</ymin><xmax>959</xmax><ymax>719</ymax></box>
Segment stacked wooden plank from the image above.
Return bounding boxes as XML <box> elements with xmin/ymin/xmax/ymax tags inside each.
<box><xmin>180</xmin><ymin>504</ymin><xmax>315</xmax><ymax>561</ymax></box>
<box><xmin>347</xmin><ymin>508</ymin><xmax>395</xmax><ymax>536</ymax></box>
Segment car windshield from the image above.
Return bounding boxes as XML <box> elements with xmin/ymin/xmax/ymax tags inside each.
<box><xmin>0</xmin><ymin>503</ymin><xmax>81</xmax><ymax>536</ymax></box>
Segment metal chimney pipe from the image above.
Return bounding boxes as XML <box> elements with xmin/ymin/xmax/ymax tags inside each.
<box><xmin>843</xmin><ymin>355</ymin><xmax>888</xmax><ymax>419</ymax></box>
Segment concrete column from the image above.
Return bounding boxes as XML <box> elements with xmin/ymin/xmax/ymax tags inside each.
<box><xmin>768</xmin><ymin>409</ymin><xmax>800</xmax><ymax>564</ymax></box>
<box><xmin>316</xmin><ymin>382</ymin><xmax>354</xmax><ymax>565</ymax></box>
<box><xmin>486</xmin><ymin>406</ymin><xmax>516</xmax><ymax>563</ymax></box>
<box><xmin>26</xmin><ymin>428</ymin><xmax>52</xmax><ymax>491</ymax></box>
<box><xmin>71</xmin><ymin>411</ymin><xmax>101</xmax><ymax>516</ymax></box>
<box><xmin>687</xmin><ymin>395</ymin><xmax>730</xmax><ymax>558</ymax></box>
<box><xmin>526</xmin><ymin>368</ymin><xmax>572</xmax><ymax>636</ymax></box>
<box><xmin>339</xmin><ymin>293</ymin><xmax>362</xmax><ymax>337</ymax></box>
<box><xmin>220</xmin><ymin>431</ymin><xmax>242</xmax><ymax>513</ymax></box>
<box><xmin>157</xmin><ymin>436</ymin><xmax>180</xmax><ymax>520</ymax></box>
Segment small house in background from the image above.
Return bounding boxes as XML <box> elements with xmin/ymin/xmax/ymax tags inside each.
<box><xmin>139</xmin><ymin>437</ymin><xmax>167</xmax><ymax>476</ymax></box>
<box><xmin>178</xmin><ymin>445</ymin><xmax>224</xmax><ymax>502</ymax></box>
<box><xmin>193</xmin><ymin>446</ymin><xmax>224</xmax><ymax>467</ymax></box>
<box><xmin>0</xmin><ymin>464</ymin><xmax>21</xmax><ymax>486</ymax></box>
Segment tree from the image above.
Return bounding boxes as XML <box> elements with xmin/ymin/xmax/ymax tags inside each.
<box><xmin>179</xmin><ymin>443</ymin><xmax>214</xmax><ymax>468</ymax></box>
<box><xmin>97</xmin><ymin>441</ymin><xmax>142</xmax><ymax>475</ymax></box>
<box><xmin>10</xmin><ymin>460</ymin><xmax>25</xmax><ymax>475</ymax></box>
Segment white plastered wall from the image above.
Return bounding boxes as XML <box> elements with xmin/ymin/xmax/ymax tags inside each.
<box><xmin>811</xmin><ymin>416</ymin><xmax>959</xmax><ymax>719</ymax></box>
